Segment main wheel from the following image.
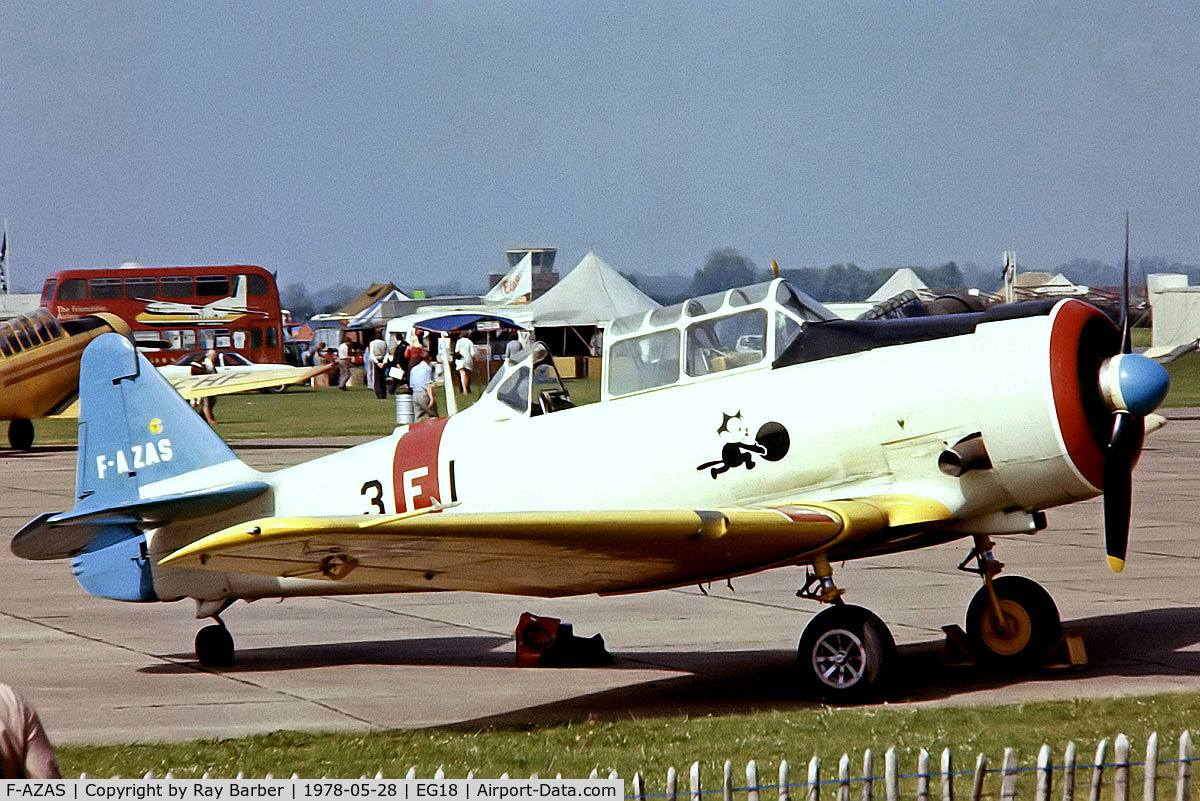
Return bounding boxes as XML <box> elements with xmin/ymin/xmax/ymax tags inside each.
<box><xmin>195</xmin><ymin>623</ymin><xmax>235</xmax><ymax>668</ymax></box>
<box><xmin>966</xmin><ymin>575</ymin><xmax>1060</xmax><ymax>668</ymax></box>
<box><xmin>798</xmin><ymin>605</ymin><xmax>896</xmax><ymax>703</ymax></box>
<box><xmin>8</xmin><ymin>419</ymin><xmax>33</xmax><ymax>450</ymax></box>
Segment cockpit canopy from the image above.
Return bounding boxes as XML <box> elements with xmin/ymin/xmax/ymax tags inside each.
<box><xmin>601</xmin><ymin>278</ymin><xmax>833</xmax><ymax>400</ymax></box>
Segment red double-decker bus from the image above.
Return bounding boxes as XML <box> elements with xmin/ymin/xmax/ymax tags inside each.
<box><xmin>40</xmin><ymin>264</ymin><xmax>285</xmax><ymax>366</ymax></box>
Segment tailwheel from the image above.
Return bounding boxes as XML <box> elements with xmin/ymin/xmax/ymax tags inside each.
<box><xmin>966</xmin><ymin>575</ymin><xmax>1060</xmax><ymax>668</ymax></box>
<box><xmin>798</xmin><ymin>605</ymin><xmax>896</xmax><ymax>703</ymax></box>
<box><xmin>8</xmin><ymin>419</ymin><xmax>34</xmax><ymax>450</ymax></box>
<box><xmin>195</xmin><ymin>621</ymin><xmax>235</xmax><ymax>668</ymax></box>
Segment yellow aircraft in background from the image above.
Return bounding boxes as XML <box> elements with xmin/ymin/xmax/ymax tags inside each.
<box><xmin>1</xmin><ymin>308</ymin><xmax>329</xmax><ymax>449</ymax></box>
<box><xmin>0</xmin><ymin>308</ymin><xmax>131</xmax><ymax>449</ymax></box>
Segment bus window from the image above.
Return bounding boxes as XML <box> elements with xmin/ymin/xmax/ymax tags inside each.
<box><xmin>88</xmin><ymin>277</ymin><xmax>122</xmax><ymax>299</ymax></box>
<box><xmin>165</xmin><ymin>331</ymin><xmax>183</xmax><ymax>350</ymax></box>
<box><xmin>124</xmin><ymin>276</ymin><xmax>157</xmax><ymax>298</ymax></box>
<box><xmin>57</xmin><ymin>279</ymin><xmax>86</xmax><ymax>300</ymax></box>
<box><xmin>250</xmin><ymin>327</ymin><xmax>263</xmax><ymax>348</ymax></box>
<box><xmin>181</xmin><ymin>330</ymin><xmax>197</xmax><ymax>350</ymax></box>
<box><xmin>195</xmin><ymin>275</ymin><xmax>230</xmax><ymax>296</ymax></box>
<box><xmin>233</xmin><ymin>329</ymin><xmax>247</xmax><ymax>349</ymax></box>
<box><xmin>161</xmin><ymin>276</ymin><xmax>193</xmax><ymax>298</ymax></box>
<box><xmin>246</xmin><ymin>273</ymin><xmax>269</xmax><ymax>296</ymax></box>
<box><xmin>266</xmin><ymin>327</ymin><xmax>278</xmax><ymax>348</ymax></box>
<box><xmin>40</xmin><ymin>279</ymin><xmax>56</xmax><ymax>304</ymax></box>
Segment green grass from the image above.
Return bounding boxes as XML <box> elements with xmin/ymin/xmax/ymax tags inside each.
<box><xmin>56</xmin><ymin>693</ymin><xmax>1198</xmax><ymax>780</ymax></box>
<box><xmin>31</xmin><ymin>377</ymin><xmax>604</xmax><ymax>445</ymax></box>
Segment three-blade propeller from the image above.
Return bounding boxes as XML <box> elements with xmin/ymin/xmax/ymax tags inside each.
<box><xmin>1097</xmin><ymin>215</ymin><xmax>1169</xmax><ymax>572</ymax></box>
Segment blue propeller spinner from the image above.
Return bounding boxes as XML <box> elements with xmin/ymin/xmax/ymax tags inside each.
<box><xmin>1099</xmin><ymin>352</ymin><xmax>1170</xmax><ymax>417</ymax></box>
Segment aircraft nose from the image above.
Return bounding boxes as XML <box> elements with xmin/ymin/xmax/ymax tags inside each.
<box><xmin>1098</xmin><ymin>352</ymin><xmax>1170</xmax><ymax>416</ymax></box>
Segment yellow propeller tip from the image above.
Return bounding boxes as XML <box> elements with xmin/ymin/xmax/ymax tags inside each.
<box><xmin>1107</xmin><ymin>555</ymin><xmax>1126</xmax><ymax>573</ymax></box>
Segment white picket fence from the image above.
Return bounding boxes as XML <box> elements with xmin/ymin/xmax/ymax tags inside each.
<box><xmin>86</xmin><ymin>730</ymin><xmax>1194</xmax><ymax>801</ymax></box>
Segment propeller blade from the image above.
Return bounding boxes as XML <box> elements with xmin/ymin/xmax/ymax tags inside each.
<box><xmin>1103</xmin><ymin>411</ymin><xmax>1144</xmax><ymax>572</ymax></box>
<box><xmin>1121</xmin><ymin>212</ymin><xmax>1131</xmax><ymax>353</ymax></box>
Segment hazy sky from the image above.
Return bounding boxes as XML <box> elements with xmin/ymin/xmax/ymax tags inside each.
<box><xmin>3</xmin><ymin>2</ymin><xmax>1198</xmax><ymax>294</ymax></box>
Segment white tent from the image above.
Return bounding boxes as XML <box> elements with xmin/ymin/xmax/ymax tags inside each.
<box><xmin>348</xmin><ymin>289</ymin><xmax>411</xmax><ymax>327</ymax></box>
<box><xmin>867</xmin><ymin>268</ymin><xmax>928</xmax><ymax>302</ymax></box>
<box><xmin>529</xmin><ymin>251</ymin><xmax>660</xmax><ymax>328</ymax></box>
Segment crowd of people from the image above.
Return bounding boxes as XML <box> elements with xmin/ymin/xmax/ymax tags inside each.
<box><xmin>308</xmin><ymin>328</ymin><xmax>529</xmax><ymax>422</ymax></box>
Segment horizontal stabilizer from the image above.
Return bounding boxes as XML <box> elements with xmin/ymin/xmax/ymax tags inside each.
<box><xmin>12</xmin><ymin>480</ymin><xmax>270</xmax><ymax>561</ymax></box>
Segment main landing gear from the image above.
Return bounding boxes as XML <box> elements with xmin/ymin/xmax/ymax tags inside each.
<box><xmin>794</xmin><ymin>536</ymin><xmax>1063</xmax><ymax>703</ymax></box>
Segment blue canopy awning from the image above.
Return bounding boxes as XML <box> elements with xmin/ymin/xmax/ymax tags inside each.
<box><xmin>413</xmin><ymin>313</ymin><xmax>519</xmax><ymax>333</ymax></box>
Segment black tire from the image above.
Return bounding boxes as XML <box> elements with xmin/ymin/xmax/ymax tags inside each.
<box><xmin>966</xmin><ymin>575</ymin><xmax>1060</xmax><ymax>668</ymax></box>
<box><xmin>8</xmin><ymin>419</ymin><xmax>33</xmax><ymax>450</ymax></box>
<box><xmin>270</xmin><ymin>384</ymin><xmax>288</xmax><ymax>394</ymax></box>
<box><xmin>195</xmin><ymin>623</ymin><xmax>235</xmax><ymax>668</ymax></box>
<box><xmin>798</xmin><ymin>605</ymin><xmax>896</xmax><ymax>703</ymax></box>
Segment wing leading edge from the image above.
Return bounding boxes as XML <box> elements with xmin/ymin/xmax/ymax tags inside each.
<box><xmin>159</xmin><ymin>496</ymin><xmax>951</xmax><ymax>597</ymax></box>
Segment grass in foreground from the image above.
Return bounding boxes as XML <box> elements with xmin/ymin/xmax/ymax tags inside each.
<box><xmin>57</xmin><ymin>693</ymin><xmax>1197</xmax><ymax>779</ymax></box>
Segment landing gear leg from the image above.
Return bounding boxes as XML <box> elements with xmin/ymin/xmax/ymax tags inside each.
<box><xmin>795</xmin><ymin>553</ymin><xmax>896</xmax><ymax>703</ymax></box>
<box><xmin>960</xmin><ymin>535</ymin><xmax>1061</xmax><ymax>668</ymax></box>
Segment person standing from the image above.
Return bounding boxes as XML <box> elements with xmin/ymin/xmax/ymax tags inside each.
<box><xmin>0</xmin><ymin>683</ymin><xmax>61</xmax><ymax>779</ymax></box>
<box><xmin>368</xmin><ymin>335</ymin><xmax>388</xmax><ymax>400</ymax></box>
<box><xmin>407</xmin><ymin>351</ymin><xmax>437</xmax><ymax>421</ymax></box>
<box><xmin>336</xmin><ymin>335</ymin><xmax>352</xmax><ymax>390</ymax></box>
<box><xmin>453</xmin><ymin>329</ymin><xmax>475</xmax><ymax>394</ymax></box>
<box><xmin>198</xmin><ymin>349</ymin><xmax>219</xmax><ymax>424</ymax></box>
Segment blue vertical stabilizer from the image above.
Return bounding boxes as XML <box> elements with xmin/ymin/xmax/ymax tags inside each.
<box><xmin>74</xmin><ymin>334</ymin><xmax>240</xmax><ymax>510</ymax></box>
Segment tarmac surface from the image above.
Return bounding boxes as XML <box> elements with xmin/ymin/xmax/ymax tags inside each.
<box><xmin>0</xmin><ymin>415</ymin><xmax>1198</xmax><ymax>745</ymax></box>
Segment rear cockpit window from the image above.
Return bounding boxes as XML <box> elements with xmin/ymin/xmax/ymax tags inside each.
<box><xmin>606</xmin><ymin>328</ymin><xmax>680</xmax><ymax>396</ymax></box>
<box><xmin>685</xmin><ymin>309</ymin><xmax>767</xmax><ymax>377</ymax></box>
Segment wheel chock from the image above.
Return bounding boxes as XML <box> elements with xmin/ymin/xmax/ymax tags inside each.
<box><xmin>1040</xmin><ymin>627</ymin><xmax>1088</xmax><ymax>670</ymax></box>
<box><xmin>515</xmin><ymin>612</ymin><xmax>613</xmax><ymax>667</ymax></box>
<box><xmin>940</xmin><ymin>624</ymin><xmax>977</xmax><ymax>666</ymax></box>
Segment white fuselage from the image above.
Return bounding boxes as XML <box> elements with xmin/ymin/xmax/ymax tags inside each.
<box><xmin>146</xmin><ymin>303</ymin><xmax>1099</xmax><ymax>604</ymax></box>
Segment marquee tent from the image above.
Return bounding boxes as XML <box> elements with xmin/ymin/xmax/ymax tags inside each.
<box><xmin>529</xmin><ymin>251</ymin><xmax>659</xmax><ymax>328</ymax></box>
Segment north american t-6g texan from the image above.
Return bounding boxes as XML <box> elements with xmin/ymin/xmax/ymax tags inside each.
<box><xmin>12</xmin><ymin>273</ymin><xmax>1169</xmax><ymax>702</ymax></box>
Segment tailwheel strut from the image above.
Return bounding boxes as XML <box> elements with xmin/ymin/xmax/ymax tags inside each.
<box><xmin>194</xmin><ymin>598</ymin><xmax>236</xmax><ymax>668</ymax></box>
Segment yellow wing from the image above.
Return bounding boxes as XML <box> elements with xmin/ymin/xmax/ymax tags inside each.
<box><xmin>159</xmin><ymin>496</ymin><xmax>951</xmax><ymax>597</ymax></box>
<box><xmin>51</xmin><ymin>364</ymin><xmax>333</xmax><ymax>417</ymax></box>
<box><xmin>166</xmin><ymin>364</ymin><xmax>331</xmax><ymax>399</ymax></box>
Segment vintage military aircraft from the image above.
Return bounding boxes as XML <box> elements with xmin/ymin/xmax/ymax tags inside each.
<box><xmin>11</xmin><ymin>272</ymin><xmax>1169</xmax><ymax>701</ymax></box>
<box><xmin>0</xmin><ymin>308</ymin><xmax>327</xmax><ymax>449</ymax></box>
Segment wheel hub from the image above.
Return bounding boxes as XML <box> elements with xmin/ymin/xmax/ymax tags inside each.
<box><xmin>811</xmin><ymin>628</ymin><xmax>867</xmax><ymax>688</ymax></box>
<box><xmin>979</xmin><ymin>599</ymin><xmax>1033</xmax><ymax>656</ymax></box>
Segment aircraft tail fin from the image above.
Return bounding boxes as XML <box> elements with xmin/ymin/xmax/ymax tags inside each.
<box><xmin>73</xmin><ymin>333</ymin><xmax>247</xmax><ymax>507</ymax></box>
<box><xmin>10</xmin><ymin>333</ymin><xmax>268</xmax><ymax>564</ymax></box>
